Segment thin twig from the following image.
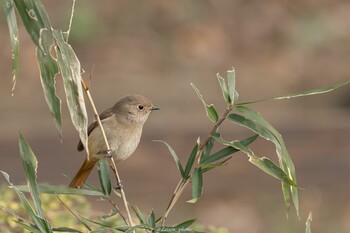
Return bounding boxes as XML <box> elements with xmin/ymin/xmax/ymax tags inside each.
<box><xmin>66</xmin><ymin>0</ymin><xmax>76</xmax><ymax>42</ymax></box>
<box><xmin>81</xmin><ymin>80</ymin><xmax>135</xmax><ymax>229</ymax></box>
<box><xmin>161</xmin><ymin>105</ymin><xmax>234</xmax><ymax>224</ymax></box>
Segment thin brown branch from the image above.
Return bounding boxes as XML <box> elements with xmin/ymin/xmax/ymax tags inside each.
<box><xmin>81</xmin><ymin>79</ymin><xmax>135</xmax><ymax>229</ymax></box>
<box><xmin>161</xmin><ymin>105</ymin><xmax>234</xmax><ymax>224</ymax></box>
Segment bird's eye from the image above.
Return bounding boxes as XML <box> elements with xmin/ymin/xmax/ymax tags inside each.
<box><xmin>137</xmin><ymin>104</ymin><xmax>144</xmax><ymax>110</ymax></box>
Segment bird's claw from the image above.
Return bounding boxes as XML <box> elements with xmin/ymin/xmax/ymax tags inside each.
<box><xmin>114</xmin><ymin>181</ymin><xmax>123</xmax><ymax>190</ymax></box>
<box><xmin>106</xmin><ymin>149</ymin><xmax>113</xmax><ymax>158</ymax></box>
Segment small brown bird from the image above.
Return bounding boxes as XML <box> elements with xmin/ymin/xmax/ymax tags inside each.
<box><xmin>69</xmin><ymin>94</ymin><xmax>159</xmax><ymax>188</ymax></box>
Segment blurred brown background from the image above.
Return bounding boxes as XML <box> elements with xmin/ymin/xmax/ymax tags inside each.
<box><xmin>1</xmin><ymin>1</ymin><xmax>350</xmax><ymax>232</ymax></box>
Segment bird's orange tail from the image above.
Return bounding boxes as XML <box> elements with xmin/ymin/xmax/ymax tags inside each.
<box><xmin>69</xmin><ymin>157</ymin><xmax>99</xmax><ymax>188</ymax></box>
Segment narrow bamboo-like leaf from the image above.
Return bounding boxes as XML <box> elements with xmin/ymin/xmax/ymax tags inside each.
<box><xmin>53</xmin><ymin>30</ymin><xmax>88</xmax><ymax>154</ymax></box>
<box><xmin>227</xmin><ymin>68</ymin><xmax>239</xmax><ymax>104</ymax></box>
<box><xmin>202</xmin><ymin>134</ymin><xmax>258</xmax><ymax>164</ymax></box>
<box><xmin>237</xmin><ymin>80</ymin><xmax>350</xmax><ymax>106</ymax></box>
<box><xmin>249</xmin><ymin>155</ymin><xmax>297</xmax><ymax>187</ymax></box>
<box><xmin>212</xmin><ymin>136</ymin><xmax>252</xmax><ymax>155</ymax></box>
<box><xmin>175</xmin><ymin>219</ymin><xmax>196</xmax><ymax>228</ymax></box>
<box><xmin>305</xmin><ymin>211</ymin><xmax>312</xmax><ymax>233</ymax></box>
<box><xmin>206</xmin><ymin>104</ymin><xmax>219</xmax><ymax>122</ymax></box>
<box><xmin>183</xmin><ymin>142</ymin><xmax>199</xmax><ymax>179</ymax></box>
<box><xmin>17</xmin><ymin>222</ymin><xmax>41</xmax><ymax>233</ymax></box>
<box><xmin>217</xmin><ymin>73</ymin><xmax>230</xmax><ymax>104</ymax></box>
<box><xmin>187</xmin><ymin>167</ymin><xmax>203</xmax><ymax>204</ymax></box>
<box><xmin>147</xmin><ymin>210</ymin><xmax>156</xmax><ymax>228</ymax></box>
<box><xmin>97</xmin><ymin>159</ymin><xmax>111</xmax><ymax>196</ymax></box>
<box><xmin>131</xmin><ymin>205</ymin><xmax>148</xmax><ymax>225</ymax></box>
<box><xmin>200</xmin><ymin>131</ymin><xmax>219</xmax><ymax>163</ymax></box>
<box><xmin>18</xmin><ymin>133</ymin><xmax>45</xmax><ymax>218</ymax></box>
<box><xmin>2</xmin><ymin>0</ymin><xmax>19</xmax><ymax>94</ymax></box>
<box><xmin>191</xmin><ymin>83</ymin><xmax>219</xmax><ymax>122</ymax></box>
<box><xmin>52</xmin><ymin>227</ymin><xmax>83</xmax><ymax>233</ymax></box>
<box><xmin>16</xmin><ymin>184</ymin><xmax>104</xmax><ymax>196</ymax></box>
<box><xmin>1</xmin><ymin>171</ymin><xmax>51</xmax><ymax>233</ymax></box>
<box><xmin>229</xmin><ymin>106</ymin><xmax>299</xmax><ymax>216</ymax></box>
<box><xmin>154</xmin><ymin>140</ymin><xmax>185</xmax><ymax>178</ymax></box>
<box><xmin>37</xmin><ymin>29</ymin><xmax>61</xmax><ymax>136</ymax></box>
<box><xmin>13</xmin><ymin>0</ymin><xmax>52</xmax><ymax>47</ymax></box>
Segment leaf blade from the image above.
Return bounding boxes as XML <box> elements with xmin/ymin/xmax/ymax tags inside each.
<box><xmin>154</xmin><ymin>140</ymin><xmax>185</xmax><ymax>179</ymax></box>
<box><xmin>187</xmin><ymin>167</ymin><xmax>203</xmax><ymax>204</ymax></box>
<box><xmin>53</xmin><ymin>30</ymin><xmax>88</xmax><ymax>154</ymax></box>
<box><xmin>2</xmin><ymin>0</ymin><xmax>19</xmax><ymax>94</ymax></box>
<box><xmin>97</xmin><ymin>159</ymin><xmax>111</xmax><ymax>196</ymax></box>
<box><xmin>191</xmin><ymin>83</ymin><xmax>219</xmax><ymax>122</ymax></box>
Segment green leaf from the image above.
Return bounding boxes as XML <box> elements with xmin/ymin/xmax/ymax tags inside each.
<box><xmin>18</xmin><ymin>133</ymin><xmax>45</xmax><ymax>218</ymax></box>
<box><xmin>97</xmin><ymin>159</ymin><xmax>111</xmax><ymax>196</ymax></box>
<box><xmin>131</xmin><ymin>205</ymin><xmax>148</xmax><ymax>225</ymax></box>
<box><xmin>52</xmin><ymin>227</ymin><xmax>83</xmax><ymax>233</ymax></box>
<box><xmin>17</xmin><ymin>222</ymin><xmax>42</xmax><ymax>233</ymax></box>
<box><xmin>1</xmin><ymin>171</ymin><xmax>51</xmax><ymax>233</ymax></box>
<box><xmin>187</xmin><ymin>167</ymin><xmax>203</xmax><ymax>204</ymax></box>
<box><xmin>2</xmin><ymin>0</ymin><xmax>19</xmax><ymax>94</ymax></box>
<box><xmin>37</xmin><ymin>29</ymin><xmax>61</xmax><ymax>136</ymax></box>
<box><xmin>16</xmin><ymin>184</ymin><xmax>104</xmax><ymax>196</ymax></box>
<box><xmin>229</xmin><ymin>106</ymin><xmax>299</xmax><ymax>216</ymax></box>
<box><xmin>217</xmin><ymin>73</ymin><xmax>231</xmax><ymax>104</ymax></box>
<box><xmin>206</xmin><ymin>104</ymin><xmax>219</xmax><ymax>123</ymax></box>
<box><xmin>305</xmin><ymin>211</ymin><xmax>312</xmax><ymax>233</ymax></box>
<box><xmin>175</xmin><ymin>219</ymin><xmax>196</xmax><ymax>229</ymax></box>
<box><xmin>191</xmin><ymin>83</ymin><xmax>219</xmax><ymax>122</ymax></box>
<box><xmin>154</xmin><ymin>140</ymin><xmax>185</xmax><ymax>179</ymax></box>
<box><xmin>147</xmin><ymin>210</ymin><xmax>156</xmax><ymax>228</ymax></box>
<box><xmin>202</xmin><ymin>134</ymin><xmax>258</xmax><ymax>164</ymax></box>
<box><xmin>183</xmin><ymin>141</ymin><xmax>199</xmax><ymax>179</ymax></box>
<box><xmin>13</xmin><ymin>0</ymin><xmax>52</xmax><ymax>48</ymax></box>
<box><xmin>237</xmin><ymin>80</ymin><xmax>350</xmax><ymax>105</ymax></box>
<box><xmin>249</xmin><ymin>155</ymin><xmax>297</xmax><ymax>187</ymax></box>
<box><xmin>53</xmin><ymin>30</ymin><xmax>88</xmax><ymax>154</ymax></box>
<box><xmin>200</xmin><ymin>131</ymin><xmax>219</xmax><ymax>163</ymax></box>
<box><xmin>227</xmin><ymin>68</ymin><xmax>239</xmax><ymax>105</ymax></box>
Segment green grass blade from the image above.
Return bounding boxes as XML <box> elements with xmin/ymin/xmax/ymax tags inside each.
<box><xmin>18</xmin><ymin>133</ymin><xmax>45</xmax><ymax>218</ymax></box>
<box><xmin>2</xmin><ymin>0</ymin><xmax>19</xmax><ymax>94</ymax></box>
<box><xmin>183</xmin><ymin>141</ymin><xmax>199</xmax><ymax>179</ymax></box>
<box><xmin>1</xmin><ymin>171</ymin><xmax>51</xmax><ymax>232</ymax></box>
<box><xmin>237</xmin><ymin>80</ymin><xmax>350</xmax><ymax>105</ymax></box>
<box><xmin>200</xmin><ymin>131</ymin><xmax>219</xmax><ymax>163</ymax></box>
<box><xmin>97</xmin><ymin>159</ymin><xmax>111</xmax><ymax>196</ymax></box>
<box><xmin>131</xmin><ymin>205</ymin><xmax>148</xmax><ymax>225</ymax></box>
<box><xmin>52</xmin><ymin>227</ymin><xmax>83</xmax><ymax>232</ymax></box>
<box><xmin>187</xmin><ymin>167</ymin><xmax>203</xmax><ymax>204</ymax></box>
<box><xmin>16</xmin><ymin>184</ymin><xmax>104</xmax><ymax>196</ymax></box>
<box><xmin>53</xmin><ymin>30</ymin><xmax>88</xmax><ymax>154</ymax></box>
<box><xmin>147</xmin><ymin>210</ymin><xmax>156</xmax><ymax>228</ymax></box>
<box><xmin>175</xmin><ymin>219</ymin><xmax>196</xmax><ymax>228</ymax></box>
<box><xmin>154</xmin><ymin>140</ymin><xmax>185</xmax><ymax>179</ymax></box>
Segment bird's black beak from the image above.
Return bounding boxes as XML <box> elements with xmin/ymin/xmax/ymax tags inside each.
<box><xmin>151</xmin><ymin>106</ymin><xmax>160</xmax><ymax>111</ymax></box>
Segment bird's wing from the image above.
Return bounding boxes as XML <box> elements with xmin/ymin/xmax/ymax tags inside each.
<box><xmin>77</xmin><ymin>108</ymin><xmax>115</xmax><ymax>151</ymax></box>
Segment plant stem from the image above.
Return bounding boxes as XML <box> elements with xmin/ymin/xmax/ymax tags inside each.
<box><xmin>161</xmin><ymin>105</ymin><xmax>234</xmax><ymax>224</ymax></box>
<box><xmin>81</xmin><ymin>80</ymin><xmax>135</xmax><ymax>229</ymax></box>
